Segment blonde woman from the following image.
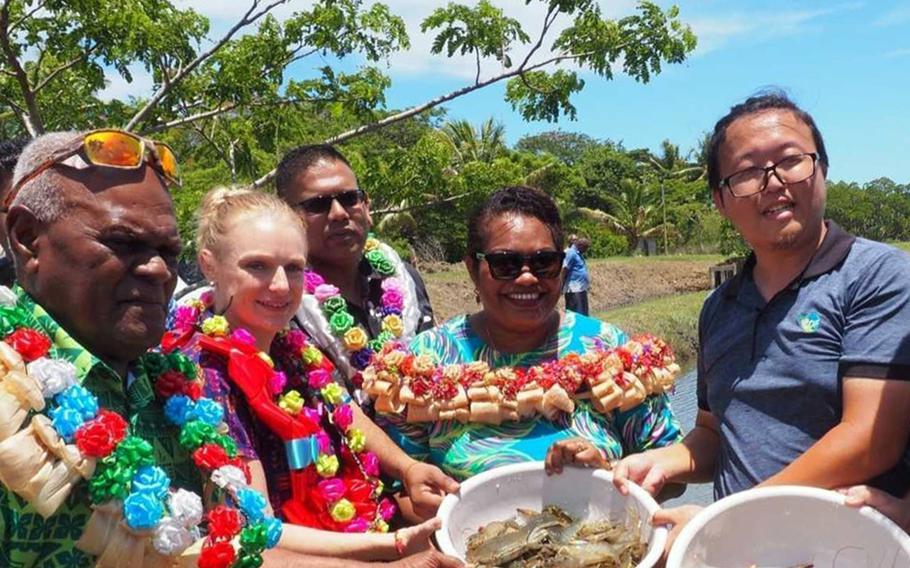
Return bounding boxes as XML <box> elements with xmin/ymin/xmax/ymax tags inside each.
<box><xmin>165</xmin><ymin>187</ymin><xmax>460</xmax><ymax>567</ymax></box>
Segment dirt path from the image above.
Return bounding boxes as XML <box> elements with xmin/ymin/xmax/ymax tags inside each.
<box><xmin>423</xmin><ymin>256</ymin><xmax>720</xmax><ymax>323</ymax></box>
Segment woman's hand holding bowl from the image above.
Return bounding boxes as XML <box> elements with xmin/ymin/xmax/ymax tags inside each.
<box><xmin>544</xmin><ymin>437</ymin><xmax>608</xmax><ymax>474</ymax></box>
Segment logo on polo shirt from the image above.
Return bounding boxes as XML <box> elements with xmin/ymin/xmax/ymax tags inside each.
<box><xmin>797</xmin><ymin>311</ymin><xmax>821</xmax><ymax>333</ymax></box>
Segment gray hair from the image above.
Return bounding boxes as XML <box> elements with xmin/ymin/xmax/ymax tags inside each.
<box><xmin>10</xmin><ymin>131</ymin><xmax>83</xmax><ymax>223</ymax></box>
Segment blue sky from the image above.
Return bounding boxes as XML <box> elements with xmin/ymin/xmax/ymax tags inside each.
<box><xmin>165</xmin><ymin>1</ymin><xmax>910</xmax><ymax>184</ymax></box>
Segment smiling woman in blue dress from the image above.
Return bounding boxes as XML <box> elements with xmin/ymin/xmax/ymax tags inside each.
<box><xmin>374</xmin><ymin>186</ymin><xmax>683</xmax><ymax>489</ymax></box>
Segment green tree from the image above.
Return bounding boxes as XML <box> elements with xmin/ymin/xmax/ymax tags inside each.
<box><xmin>441</xmin><ymin>118</ymin><xmax>507</xmax><ymax>167</ymax></box>
<box><xmin>515</xmin><ymin>130</ymin><xmax>597</xmax><ymax>165</ymax></box>
<box><xmin>579</xmin><ymin>177</ymin><xmax>668</xmax><ymax>253</ymax></box>
<box><xmin>0</xmin><ymin>1</ymin><xmax>696</xmax><ymax>177</ymax></box>
<box><xmin>633</xmin><ymin>139</ymin><xmax>707</xmax><ymax>252</ymax></box>
<box><xmin>0</xmin><ymin>0</ymin><xmax>697</xmax><ymax>255</ymax></box>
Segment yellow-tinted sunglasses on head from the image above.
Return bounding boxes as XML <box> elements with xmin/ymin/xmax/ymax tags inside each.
<box><xmin>5</xmin><ymin>129</ymin><xmax>181</xmax><ymax>210</ymax></box>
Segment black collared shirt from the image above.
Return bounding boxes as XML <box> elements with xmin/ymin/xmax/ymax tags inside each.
<box><xmin>697</xmin><ymin>221</ymin><xmax>910</xmax><ymax>498</ymax></box>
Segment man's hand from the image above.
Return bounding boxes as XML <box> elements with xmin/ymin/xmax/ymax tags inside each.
<box><xmin>652</xmin><ymin>505</ymin><xmax>702</xmax><ymax>559</ymax></box>
<box><xmin>611</xmin><ymin>452</ymin><xmax>669</xmax><ymax>496</ymax></box>
<box><xmin>386</xmin><ymin>550</ymin><xmax>464</xmax><ymax>568</ymax></box>
<box><xmin>403</xmin><ymin>462</ymin><xmax>460</xmax><ymax>520</ymax></box>
<box><xmin>545</xmin><ymin>438</ymin><xmax>607</xmax><ymax>475</ymax></box>
<box><xmin>841</xmin><ymin>485</ymin><xmax>910</xmax><ymax>531</ymax></box>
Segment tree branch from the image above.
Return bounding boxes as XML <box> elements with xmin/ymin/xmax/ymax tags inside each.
<box><xmin>139</xmin><ymin>95</ymin><xmax>330</xmax><ymax>135</ymax></box>
<box><xmin>8</xmin><ymin>0</ymin><xmax>44</xmax><ymax>34</ymax></box>
<box><xmin>124</xmin><ymin>0</ymin><xmax>288</xmax><ymax>131</ymax></box>
<box><xmin>139</xmin><ymin>103</ymin><xmax>237</xmax><ymax>135</ymax></box>
<box><xmin>284</xmin><ymin>44</ymin><xmax>319</xmax><ymax>67</ymax></box>
<box><xmin>0</xmin><ymin>90</ymin><xmax>24</xmax><ymax>113</ymax></box>
<box><xmin>189</xmin><ymin>118</ymin><xmax>233</xmax><ymax>173</ymax></box>
<box><xmin>517</xmin><ymin>4</ymin><xmax>558</xmax><ymax>72</ymax></box>
<box><xmin>474</xmin><ymin>49</ymin><xmax>481</xmax><ymax>85</ymax></box>
<box><xmin>33</xmin><ymin>43</ymin><xmax>98</xmax><ymax>93</ymax></box>
<box><xmin>372</xmin><ymin>192</ymin><xmax>470</xmax><ymax>216</ymax></box>
<box><xmin>0</xmin><ymin>2</ymin><xmax>42</xmax><ymax>134</ymax></box>
<box><xmin>251</xmin><ymin>49</ymin><xmax>595</xmax><ymax>189</ymax></box>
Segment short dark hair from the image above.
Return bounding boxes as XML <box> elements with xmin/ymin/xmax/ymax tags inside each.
<box><xmin>0</xmin><ymin>137</ymin><xmax>29</xmax><ymax>178</ymax></box>
<box><xmin>706</xmin><ymin>90</ymin><xmax>829</xmax><ymax>192</ymax></box>
<box><xmin>274</xmin><ymin>144</ymin><xmax>353</xmax><ymax>200</ymax></box>
<box><xmin>467</xmin><ymin>186</ymin><xmax>564</xmax><ymax>259</ymax></box>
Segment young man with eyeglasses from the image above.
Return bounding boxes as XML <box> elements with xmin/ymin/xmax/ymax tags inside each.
<box><xmin>611</xmin><ymin>92</ymin><xmax>910</xmax><ymax>546</ymax></box>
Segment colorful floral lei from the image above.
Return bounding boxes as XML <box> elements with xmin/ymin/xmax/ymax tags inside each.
<box><xmin>363</xmin><ymin>335</ymin><xmax>681</xmax><ymax>424</ymax></box>
<box><xmin>166</xmin><ymin>294</ymin><xmax>394</xmax><ymax>533</ymax></box>
<box><xmin>0</xmin><ymin>296</ymin><xmax>281</xmax><ymax>568</ymax></box>
<box><xmin>304</xmin><ymin>235</ymin><xmax>405</xmax><ymax>372</ymax></box>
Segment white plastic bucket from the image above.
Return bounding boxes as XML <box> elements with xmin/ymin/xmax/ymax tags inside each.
<box><xmin>667</xmin><ymin>485</ymin><xmax>910</xmax><ymax>568</ymax></box>
<box><xmin>435</xmin><ymin>461</ymin><xmax>667</xmax><ymax>567</ymax></box>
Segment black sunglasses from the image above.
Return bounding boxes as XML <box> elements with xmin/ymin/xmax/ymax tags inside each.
<box><xmin>297</xmin><ymin>189</ymin><xmax>366</xmax><ymax>214</ymax></box>
<box><xmin>474</xmin><ymin>250</ymin><xmax>565</xmax><ymax>280</ymax></box>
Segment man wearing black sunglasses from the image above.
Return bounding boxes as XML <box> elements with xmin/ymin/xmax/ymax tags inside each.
<box><xmin>275</xmin><ymin>145</ymin><xmax>459</xmax><ymax>524</ymax></box>
<box><xmin>275</xmin><ymin>145</ymin><xmax>436</xmax><ymax>386</ymax></box>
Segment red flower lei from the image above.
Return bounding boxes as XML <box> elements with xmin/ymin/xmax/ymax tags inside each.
<box><xmin>363</xmin><ymin>334</ymin><xmax>681</xmax><ymax>424</ymax></box>
<box><xmin>164</xmin><ymin>297</ymin><xmax>394</xmax><ymax>533</ymax></box>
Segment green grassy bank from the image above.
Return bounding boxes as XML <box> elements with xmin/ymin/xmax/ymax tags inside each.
<box><xmin>597</xmin><ymin>290</ymin><xmax>710</xmax><ymax>368</ymax></box>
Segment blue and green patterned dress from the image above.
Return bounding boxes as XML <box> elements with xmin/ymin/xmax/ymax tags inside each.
<box><xmin>377</xmin><ymin>312</ymin><xmax>683</xmax><ymax>481</ymax></box>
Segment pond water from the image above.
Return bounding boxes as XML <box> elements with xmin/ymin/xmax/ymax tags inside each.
<box><xmin>661</xmin><ymin>367</ymin><xmax>715</xmax><ymax>507</ymax></box>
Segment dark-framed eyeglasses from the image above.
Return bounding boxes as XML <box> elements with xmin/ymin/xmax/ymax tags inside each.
<box><xmin>474</xmin><ymin>250</ymin><xmax>565</xmax><ymax>280</ymax></box>
<box><xmin>296</xmin><ymin>189</ymin><xmax>366</xmax><ymax>215</ymax></box>
<box><xmin>721</xmin><ymin>152</ymin><xmax>819</xmax><ymax>198</ymax></box>
<box><xmin>4</xmin><ymin>129</ymin><xmax>180</xmax><ymax>211</ymax></box>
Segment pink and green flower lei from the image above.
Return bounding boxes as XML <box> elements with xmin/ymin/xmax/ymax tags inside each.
<box><xmin>172</xmin><ymin>293</ymin><xmax>394</xmax><ymax>533</ymax></box>
<box><xmin>305</xmin><ymin>235</ymin><xmax>405</xmax><ymax>371</ymax></box>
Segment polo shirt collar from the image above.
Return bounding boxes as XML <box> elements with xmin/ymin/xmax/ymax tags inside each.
<box><xmin>723</xmin><ymin>220</ymin><xmax>855</xmax><ymax>300</ymax></box>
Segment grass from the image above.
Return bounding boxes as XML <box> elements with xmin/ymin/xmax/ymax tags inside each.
<box><xmin>892</xmin><ymin>242</ymin><xmax>910</xmax><ymax>253</ymax></box>
<box><xmin>589</xmin><ymin>253</ymin><xmax>725</xmax><ymax>265</ymax></box>
<box><xmin>596</xmin><ymin>290</ymin><xmax>710</xmax><ymax>368</ymax></box>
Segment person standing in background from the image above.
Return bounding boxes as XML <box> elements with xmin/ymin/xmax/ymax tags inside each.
<box><xmin>563</xmin><ymin>235</ymin><xmax>591</xmax><ymax>315</ymax></box>
<box><xmin>0</xmin><ymin>138</ymin><xmax>29</xmax><ymax>286</ymax></box>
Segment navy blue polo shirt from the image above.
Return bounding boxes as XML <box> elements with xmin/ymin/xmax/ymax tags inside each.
<box><xmin>697</xmin><ymin>221</ymin><xmax>910</xmax><ymax>499</ymax></box>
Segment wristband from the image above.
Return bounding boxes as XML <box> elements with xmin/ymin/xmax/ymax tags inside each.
<box><xmin>394</xmin><ymin>529</ymin><xmax>406</xmax><ymax>557</ymax></box>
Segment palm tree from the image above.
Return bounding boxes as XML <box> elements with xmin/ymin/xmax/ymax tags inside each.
<box><xmin>441</xmin><ymin>118</ymin><xmax>506</xmax><ymax>167</ymax></box>
<box><xmin>632</xmin><ymin>139</ymin><xmax>704</xmax><ymax>252</ymax></box>
<box><xmin>579</xmin><ymin>178</ymin><xmax>671</xmax><ymax>254</ymax></box>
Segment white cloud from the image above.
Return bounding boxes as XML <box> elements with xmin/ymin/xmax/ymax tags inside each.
<box><xmin>171</xmin><ymin>1</ymin><xmax>639</xmax><ymax>80</ymax></box>
<box><xmin>97</xmin><ymin>66</ymin><xmax>154</xmax><ymax>102</ymax></box>
<box><xmin>688</xmin><ymin>3</ymin><xmax>864</xmax><ymax>55</ymax></box>
<box><xmin>873</xmin><ymin>5</ymin><xmax>910</xmax><ymax>26</ymax></box>
<box><xmin>885</xmin><ymin>47</ymin><xmax>910</xmax><ymax>58</ymax></box>
<box><xmin>378</xmin><ymin>0</ymin><xmax>638</xmax><ymax>80</ymax></box>
<box><xmin>172</xmin><ymin>0</ymin><xmax>306</xmax><ymax>26</ymax></box>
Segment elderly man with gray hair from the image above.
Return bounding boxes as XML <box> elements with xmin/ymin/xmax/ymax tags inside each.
<box><xmin>0</xmin><ymin>130</ymin><xmax>463</xmax><ymax>568</ymax></box>
<box><xmin>0</xmin><ymin>129</ymin><xmax>194</xmax><ymax>567</ymax></box>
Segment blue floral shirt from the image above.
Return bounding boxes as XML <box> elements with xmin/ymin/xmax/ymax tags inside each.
<box><xmin>377</xmin><ymin>312</ymin><xmax>683</xmax><ymax>481</ymax></box>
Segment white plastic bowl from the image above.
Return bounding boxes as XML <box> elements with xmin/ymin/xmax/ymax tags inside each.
<box><xmin>667</xmin><ymin>486</ymin><xmax>910</xmax><ymax>568</ymax></box>
<box><xmin>435</xmin><ymin>461</ymin><xmax>667</xmax><ymax>567</ymax></box>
